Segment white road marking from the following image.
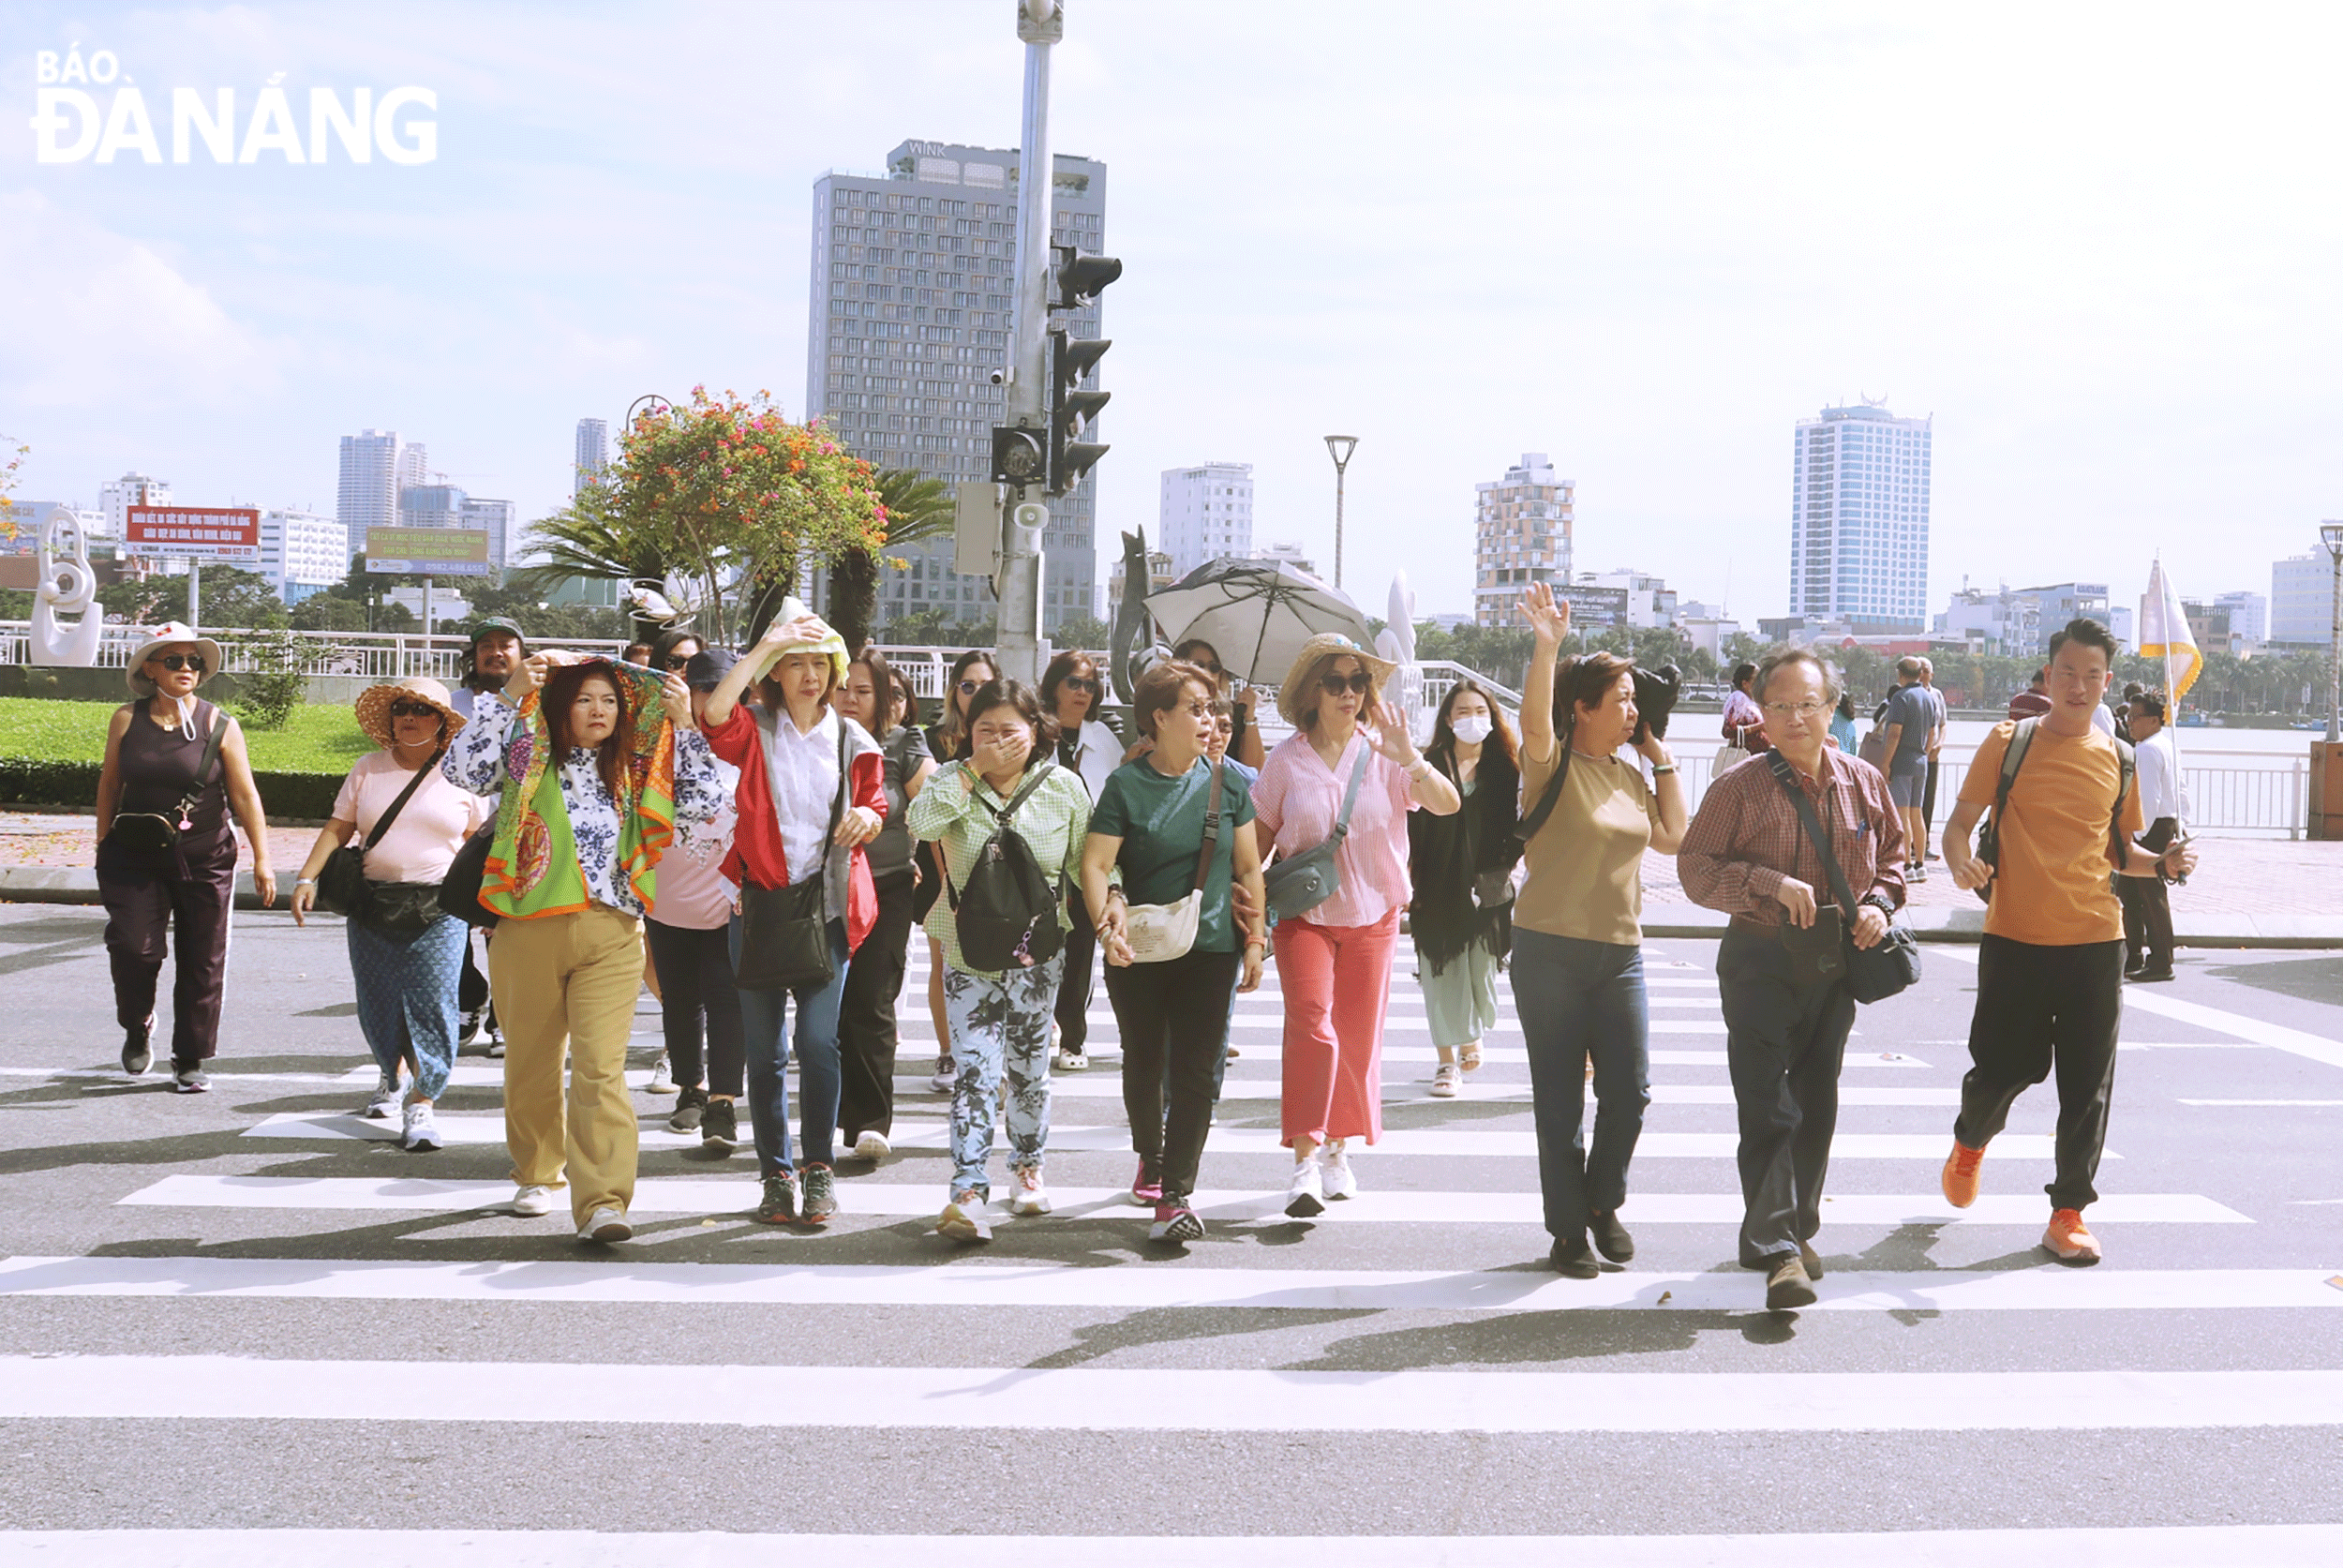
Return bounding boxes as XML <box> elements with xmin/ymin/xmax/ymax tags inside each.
<box><xmin>7</xmin><ymin>1355</ymin><xmax>2340</xmax><ymax>1432</ymax></box>
<box><xmin>886</xmin><ymin>1077</ymin><xmax>1962</xmax><ymax>1106</ymax></box>
<box><xmin>2178</xmin><ymin>1099</ymin><xmax>2343</xmax><ymax>1107</ymax></box>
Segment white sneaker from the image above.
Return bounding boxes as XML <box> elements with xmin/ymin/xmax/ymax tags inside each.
<box><xmin>485</xmin><ymin>1035</ymin><xmax>506</xmax><ymax>1059</ymax></box>
<box><xmin>1056</xmin><ymin>1048</ymin><xmax>1088</xmax><ymax>1072</ymax></box>
<box><xmin>854</xmin><ymin>1129</ymin><xmax>891</xmax><ymax>1160</ymax></box>
<box><xmin>578</xmin><ymin>1206</ymin><xmax>632</xmax><ymax>1244</ymax></box>
<box><xmin>937</xmin><ymin>1192</ymin><xmax>992</xmax><ymax>1244</ymax></box>
<box><xmin>361</xmin><ymin>1076</ymin><xmax>399</xmax><ymax>1119</ymax></box>
<box><xmin>1321</xmin><ymin>1138</ymin><xmax>1358</xmax><ymax>1201</ymax></box>
<box><xmin>400</xmin><ymin>1101</ymin><xmax>441</xmax><ymax>1152</ymax></box>
<box><xmin>1429</xmin><ymin>1063</ymin><xmax>1461</xmax><ymax>1098</ymax></box>
<box><xmin>646</xmin><ymin>1053</ymin><xmax>677</xmax><ymax>1095</ymax></box>
<box><xmin>929</xmin><ymin>1055</ymin><xmax>955</xmax><ymax>1094</ymax></box>
<box><xmin>1284</xmin><ymin>1157</ymin><xmax>1326</xmax><ymax>1218</ymax></box>
<box><xmin>1008</xmin><ymin>1168</ymin><xmax>1052</xmax><ymax>1217</ymax></box>
<box><xmin>510</xmin><ymin>1184</ymin><xmax>559</xmax><ymax>1217</ymax></box>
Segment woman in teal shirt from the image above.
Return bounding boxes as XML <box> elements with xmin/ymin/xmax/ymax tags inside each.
<box><xmin>1082</xmin><ymin>660</ymin><xmax>1268</xmax><ymax>1244</ymax></box>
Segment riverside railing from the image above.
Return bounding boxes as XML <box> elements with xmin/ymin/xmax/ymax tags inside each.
<box><xmin>0</xmin><ymin>622</ymin><xmax>630</xmax><ymax>679</ymax></box>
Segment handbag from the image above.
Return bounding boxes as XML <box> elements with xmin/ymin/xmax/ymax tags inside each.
<box><xmin>1124</xmin><ymin>762</ymin><xmax>1222</xmax><ymax>963</ymax></box>
<box><xmin>1763</xmin><ymin>752</ymin><xmax>1920</xmax><ymax>1004</ymax></box>
<box><xmin>317</xmin><ymin>756</ymin><xmax>438</xmax><ymax>919</ymax></box>
<box><xmin>107</xmin><ymin>702</ymin><xmax>227</xmax><ymax>853</ymax></box>
<box><xmin>1262</xmin><ymin>745</ymin><xmax>1371</xmax><ymax>926</ymax></box>
<box><xmin>734</xmin><ymin>720</ymin><xmax>847</xmax><ymax>992</ymax></box>
<box><xmin>438</xmin><ymin>822</ymin><xmax>500</xmax><ymax>928</ymax></box>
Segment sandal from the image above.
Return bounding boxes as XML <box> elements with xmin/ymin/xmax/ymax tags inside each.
<box><xmin>1458</xmin><ymin>1040</ymin><xmax>1483</xmax><ymax>1073</ymax></box>
<box><xmin>1430</xmin><ymin>1062</ymin><xmax>1461</xmax><ymax>1098</ymax></box>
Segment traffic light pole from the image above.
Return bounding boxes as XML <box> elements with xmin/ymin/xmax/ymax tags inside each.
<box><xmin>997</xmin><ymin>0</ymin><xmax>1063</xmax><ymax>686</ymax></box>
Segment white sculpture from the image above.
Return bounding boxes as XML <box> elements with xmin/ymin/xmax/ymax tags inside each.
<box><xmin>31</xmin><ymin>510</ymin><xmax>101</xmax><ymax>666</ymax></box>
<box><xmin>1376</xmin><ymin>570</ymin><xmax>1425</xmax><ymax>738</ymax></box>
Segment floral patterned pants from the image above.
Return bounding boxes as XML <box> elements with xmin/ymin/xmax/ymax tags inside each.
<box><xmin>943</xmin><ymin>954</ymin><xmax>1064</xmax><ymax>1199</ymax></box>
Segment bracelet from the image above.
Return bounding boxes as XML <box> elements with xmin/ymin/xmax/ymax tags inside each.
<box><xmin>1650</xmin><ymin>763</ymin><xmax>1677</xmax><ymax>775</ymax></box>
<box><xmin>295</xmin><ymin>878</ymin><xmax>317</xmax><ymax>888</ymax></box>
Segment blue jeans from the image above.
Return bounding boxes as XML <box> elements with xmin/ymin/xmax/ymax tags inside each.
<box><xmin>346</xmin><ymin>913</ymin><xmax>468</xmax><ymax>1102</ymax></box>
<box><xmin>1510</xmin><ymin>929</ymin><xmax>1650</xmax><ymax>1241</ymax></box>
<box><xmin>730</xmin><ymin>916</ymin><xmax>851</xmax><ymax>1177</ymax></box>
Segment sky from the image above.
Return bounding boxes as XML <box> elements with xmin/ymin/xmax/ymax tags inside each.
<box><xmin>4</xmin><ymin>0</ymin><xmax>2341</xmax><ymax>628</ymax></box>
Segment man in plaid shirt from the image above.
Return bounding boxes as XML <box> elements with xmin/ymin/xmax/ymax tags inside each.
<box><xmin>1679</xmin><ymin>647</ymin><xmax>1905</xmax><ymax>1310</ymax></box>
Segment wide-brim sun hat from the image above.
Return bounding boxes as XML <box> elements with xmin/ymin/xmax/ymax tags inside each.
<box><xmin>125</xmin><ymin>621</ymin><xmax>227</xmax><ymax>698</ymax></box>
<box><xmin>354</xmin><ymin>677</ymin><xmax>468</xmax><ymax>751</ymax></box>
<box><xmin>1275</xmin><ymin>634</ymin><xmax>1397</xmax><ymax>729</ymax></box>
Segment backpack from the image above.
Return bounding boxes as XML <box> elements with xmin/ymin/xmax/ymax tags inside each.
<box><xmin>1973</xmin><ymin>716</ymin><xmax>2135</xmax><ymax>904</ymax></box>
<box><xmin>945</xmin><ymin>762</ymin><xmax>1067</xmax><ymax>971</ymax></box>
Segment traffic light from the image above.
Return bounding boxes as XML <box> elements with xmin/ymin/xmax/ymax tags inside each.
<box><xmin>1048</xmin><ymin>328</ymin><xmax>1111</xmax><ymax>498</ymax></box>
<box><xmin>1052</xmin><ymin>244</ymin><xmax>1122</xmax><ymax>310</ymax></box>
<box><xmin>990</xmin><ymin>426</ymin><xmax>1048</xmax><ymax>488</ymax></box>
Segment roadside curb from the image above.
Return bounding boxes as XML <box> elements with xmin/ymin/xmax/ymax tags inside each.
<box><xmin>2</xmin><ymin>866</ymin><xmax>278</xmax><ymax>911</ymax></box>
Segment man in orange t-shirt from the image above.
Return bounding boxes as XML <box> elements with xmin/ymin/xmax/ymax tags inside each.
<box><xmin>1937</xmin><ymin>618</ymin><xmax>2199</xmax><ymax>1265</ymax></box>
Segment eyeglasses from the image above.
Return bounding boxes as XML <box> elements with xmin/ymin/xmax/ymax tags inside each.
<box><xmin>1761</xmin><ymin>700</ymin><xmax>1828</xmax><ymax>720</ymax></box>
<box><xmin>155</xmin><ymin>654</ymin><xmax>206</xmax><ymax>673</ymax></box>
<box><xmin>1196</xmin><ymin>663</ymin><xmax>1223</xmax><ymax>677</ymax></box>
<box><xmin>1319</xmin><ymin>671</ymin><xmax>1373</xmax><ymax>696</ymax></box>
<box><xmin>1062</xmin><ymin>677</ymin><xmax>1097</xmax><ymax>693</ymax></box>
<box><xmin>958</xmin><ymin>679</ymin><xmax>988</xmax><ymax>694</ymax></box>
<box><xmin>389</xmin><ymin>702</ymin><xmax>440</xmax><ymax>720</ymax></box>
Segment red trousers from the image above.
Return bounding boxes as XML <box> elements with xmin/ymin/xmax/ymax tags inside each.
<box><xmin>1273</xmin><ymin>908</ymin><xmax>1399</xmax><ymax>1148</ymax></box>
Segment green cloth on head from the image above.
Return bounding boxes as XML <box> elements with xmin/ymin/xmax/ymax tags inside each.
<box><xmin>746</xmin><ymin>595</ymin><xmax>849</xmax><ymax>691</ymax></box>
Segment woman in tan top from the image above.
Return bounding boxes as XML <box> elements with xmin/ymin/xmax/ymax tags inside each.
<box><xmin>1511</xmin><ymin>584</ymin><xmax>1686</xmax><ymax>1278</ymax></box>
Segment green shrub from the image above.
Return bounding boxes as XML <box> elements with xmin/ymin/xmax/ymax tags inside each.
<box><xmin>229</xmin><ymin>628</ymin><xmax>309</xmax><ymax>732</ymax></box>
<box><xmin>0</xmin><ymin>757</ymin><xmax>350</xmax><ymax>820</ymax></box>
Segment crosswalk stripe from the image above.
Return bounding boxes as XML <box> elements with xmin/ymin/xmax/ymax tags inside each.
<box><xmin>0</xmin><ymin>1255</ymin><xmax>2303</xmax><ymax>1311</ymax></box>
<box><xmin>886</xmin><ymin>1077</ymin><xmax>1965</xmax><ymax>1106</ymax></box>
<box><xmin>118</xmin><ymin>1176</ymin><xmax>2227</xmax><ymax>1224</ymax></box>
<box><xmin>7</xmin><ymin>1355</ymin><xmax>2339</xmax><ymax>1432</ymax></box>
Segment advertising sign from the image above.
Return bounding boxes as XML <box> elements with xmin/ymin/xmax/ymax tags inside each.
<box><xmin>365</xmin><ymin>527</ymin><xmax>493</xmax><ymax>577</ymax></box>
<box><xmin>125</xmin><ymin>505</ymin><xmax>261</xmax><ymax>563</ymax></box>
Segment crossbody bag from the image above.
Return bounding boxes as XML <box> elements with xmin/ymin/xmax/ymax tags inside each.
<box><xmin>1764</xmin><ymin>752</ymin><xmax>1921</xmax><ymax>1004</ymax></box>
<box><xmin>107</xmin><ymin>701</ymin><xmax>227</xmax><ymax>854</ymax></box>
<box><xmin>1123</xmin><ymin>761</ymin><xmax>1224</xmax><ymax>963</ymax></box>
<box><xmin>736</xmin><ymin>719</ymin><xmax>848</xmax><ymax>993</ymax></box>
<box><xmin>1261</xmin><ymin>745</ymin><xmax>1371</xmax><ymax>926</ymax></box>
<box><xmin>316</xmin><ymin>757</ymin><xmax>439</xmax><ymax>925</ymax></box>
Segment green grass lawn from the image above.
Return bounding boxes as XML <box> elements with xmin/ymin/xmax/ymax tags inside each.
<box><xmin>0</xmin><ymin>697</ymin><xmax>374</xmax><ymax>773</ymax></box>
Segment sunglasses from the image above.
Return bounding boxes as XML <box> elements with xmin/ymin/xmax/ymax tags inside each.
<box><xmin>1062</xmin><ymin>677</ymin><xmax>1097</xmax><ymax>694</ymax></box>
<box><xmin>389</xmin><ymin>701</ymin><xmax>441</xmax><ymax>720</ymax></box>
<box><xmin>661</xmin><ymin>654</ymin><xmax>695</xmax><ymax>670</ymax></box>
<box><xmin>155</xmin><ymin>654</ymin><xmax>206</xmax><ymax>673</ymax></box>
<box><xmin>1319</xmin><ymin>671</ymin><xmax>1374</xmax><ymax>696</ymax></box>
<box><xmin>958</xmin><ymin>678</ymin><xmax>990</xmax><ymax>694</ymax></box>
<box><xmin>1195</xmin><ymin>662</ymin><xmax>1223</xmax><ymax>677</ymax></box>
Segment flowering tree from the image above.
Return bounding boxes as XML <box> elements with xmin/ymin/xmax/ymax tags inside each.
<box><xmin>0</xmin><ymin>434</ymin><xmax>28</xmax><ymax>543</ymax></box>
<box><xmin>530</xmin><ymin>389</ymin><xmax>886</xmax><ymax>643</ymax></box>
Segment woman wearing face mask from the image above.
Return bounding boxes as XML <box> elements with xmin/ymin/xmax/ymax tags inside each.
<box><xmin>1406</xmin><ymin>680</ymin><xmax>1521</xmax><ymax>1099</ymax></box>
<box><xmin>441</xmin><ymin>650</ymin><xmax>725</xmax><ymax>1243</ymax></box>
<box><xmin>1511</xmin><ymin>584</ymin><xmax>1688</xmax><ymax>1278</ymax></box>
<box><xmin>1042</xmin><ymin>649</ymin><xmax>1119</xmax><ymax>1073</ymax></box>
<box><xmin>916</xmin><ymin>649</ymin><xmax>998</xmax><ymax>1094</ymax></box>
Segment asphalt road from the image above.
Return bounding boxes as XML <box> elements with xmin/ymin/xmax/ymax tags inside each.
<box><xmin>0</xmin><ymin>901</ymin><xmax>2338</xmax><ymax>1564</ymax></box>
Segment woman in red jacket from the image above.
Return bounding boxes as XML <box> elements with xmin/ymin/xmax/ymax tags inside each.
<box><xmin>700</xmin><ymin>605</ymin><xmax>887</xmax><ymax>1229</ymax></box>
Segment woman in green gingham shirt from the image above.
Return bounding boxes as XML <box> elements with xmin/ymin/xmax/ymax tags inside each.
<box><xmin>904</xmin><ymin>677</ymin><xmax>1091</xmax><ymax>1244</ymax></box>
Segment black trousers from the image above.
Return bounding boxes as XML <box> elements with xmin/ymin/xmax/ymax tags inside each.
<box><xmin>1921</xmin><ymin>754</ymin><xmax>1941</xmax><ymax>831</ymax></box>
<box><xmin>1717</xmin><ymin>922</ymin><xmax>1857</xmax><ymax>1264</ymax></box>
<box><xmin>1053</xmin><ymin>886</ymin><xmax>1096</xmax><ymax>1053</ymax></box>
<box><xmin>644</xmin><ymin>917</ymin><xmax>744</xmax><ymax>1098</ymax></box>
<box><xmin>1105</xmin><ymin>946</ymin><xmax>1243</xmax><ymax>1202</ymax></box>
<box><xmin>1956</xmin><ymin>933</ymin><xmax>2125</xmax><ymax>1212</ymax></box>
<box><xmin>98</xmin><ymin>831</ymin><xmax>237</xmax><ymax>1065</ymax></box>
<box><xmin>838</xmin><ymin>869</ymin><xmax>917</xmax><ymax>1141</ymax></box>
<box><xmin>2118</xmin><ymin>819</ymin><xmax>2178</xmax><ymax>970</ymax></box>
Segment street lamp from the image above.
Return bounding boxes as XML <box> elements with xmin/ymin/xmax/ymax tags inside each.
<box><xmin>1323</xmin><ymin>435</ymin><xmax>1357</xmax><ymax>590</ymax></box>
<box><xmin>2322</xmin><ymin>523</ymin><xmax>2343</xmax><ymax>741</ymax></box>
<box><xmin>627</xmin><ymin>395</ymin><xmax>673</xmax><ymax>428</ymax></box>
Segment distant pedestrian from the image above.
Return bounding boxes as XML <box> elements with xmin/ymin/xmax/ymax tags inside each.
<box><xmin>1828</xmin><ymin>692</ymin><xmax>1858</xmax><ymax>754</ymax></box>
<box><xmin>1917</xmin><ymin>656</ymin><xmax>1947</xmax><ymax>861</ymax></box>
<box><xmin>1406</xmin><ymin>679</ymin><xmax>1518</xmax><ymax>1098</ymax></box>
<box><xmin>621</xmin><ymin>641</ymin><xmax>654</xmax><ymax>666</ymax></box>
<box><xmin>1940</xmin><ymin>619</ymin><xmax>2198</xmax><ymax>1265</ymax></box>
<box><xmin>1173</xmin><ymin>637</ymin><xmax>1267</xmax><ymax>769</ymax></box>
<box><xmin>1678</xmin><ymin>648</ymin><xmax>1905</xmax><ymax>1310</ymax></box>
<box><xmin>2121</xmin><ymin>692</ymin><xmax>2187</xmax><ymax>983</ymax></box>
<box><xmin>95</xmin><ymin>623</ymin><xmax>278</xmax><ymax>1092</ymax></box>
<box><xmin>1509</xmin><ymin>586</ymin><xmax>1685</xmax><ymax>1278</ymax></box>
<box><xmin>2007</xmin><ymin>667</ymin><xmax>2052</xmax><ymax>721</ymax></box>
<box><xmin>1042</xmin><ymin>649</ymin><xmax>1121</xmax><ymax>1073</ymax></box>
<box><xmin>1717</xmin><ymin>661</ymin><xmax>1771</xmax><ymax>774</ymax></box>
<box><xmin>1877</xmin><ymin>658</ymin><xmax>1933</xmax><ymax>881</ymax></box>
<box><xmin>448</xmin><ymin>618</ymin><xmax>529</xmax><ymax>1056</ymax></box>
<box><xmin>289</xmin><ymin>678</ymin><xmax>485</xmax><ymax>1151</ymax></box>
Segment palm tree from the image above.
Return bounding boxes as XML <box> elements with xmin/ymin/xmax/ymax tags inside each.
<box><xmin>828</xmin><ymin>466</ymin><xmax>957</xmax><ymax>653</ymax></box>
<box><xmin>514</xmin><ymin>503</ymin><xmax>670</xmax><ymax>642</ymax></box>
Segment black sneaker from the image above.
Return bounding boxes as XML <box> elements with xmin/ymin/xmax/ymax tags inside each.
<box><xmin>801</xmin><ymin>1164</ymin><xmax>838</xmax><ymax>1225</ymax></box>
<box><xmin>121</xmin><ymin>1023</ymin><xmax>153</xmax><ymax>1077</ymax></box>
<box><xmin>172</xmin><ymin>1063</ymin><xmax>210</xmax><ymax>1094</ymax></box>
<box><xmin>701</xmin><ymin>1098</ymin><xmax>738</xmax><ymax>1154</ymax></box>
<box><xmin>2130</xmin><ymin>965</ymin><xmax>2176</xmax><ymax>983</ymax></box>
<box><xmin>1548</xmin><ymin>1235</ymin><xmax>1599</xmax><ymax>1278</ymax></box>
<box><xmin>668</xmin><ymin>1085</ymin><xmax>708</xmax><ymax>1133</ymax></box>
<box><xmin>753</xmin><ymin>1172</ymin><xmax>798</xmax><ymax>1224</ymax></box>
<box><xmin>1589</xmin><ymin>1210</ymin><xmax>1634</xmax><ymax>1263</ymax></box>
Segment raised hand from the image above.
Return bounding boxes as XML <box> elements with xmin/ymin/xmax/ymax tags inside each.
<box><xmin>1520</xmin><ymin>582</ymin><xmax>1572</xmax><ymax>645</ymax></box>
<box><xmin>660</xmin><ymin>671</ymin><xmax>693</xmax><ymax>728</ymax></box>
<box><xmin>1366</xmin><ymin>698</ymin><xmax>1420</xmax><ymax>767</ymax></box>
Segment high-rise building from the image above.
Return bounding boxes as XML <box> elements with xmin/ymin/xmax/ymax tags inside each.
<box><xmin>398</xmin><ymin>484</ymin><xmax>470</xmax><ymax>530</ymax></box>
<box><xmin>2212</xmin><ymin>590</ymin><xmax>2268</xmax><ymax>645</ymax></box>
<box><xmin>805</xmin><ymin>139</ymin><xmax>1108</xmax><ymax>635</ymax></box>
<box><xmin>337</xmin><ymin>431</ymin><xmax>425</xmax><ymax>560</ymax></box>
<box><xmin>257</xmin><ymin>509</ymin><xmax>348</xmax><ymax>604</ymax></box>
<box><xmin>98</xmin><ymin>472</ymin><xmax>171</xmax><ymax>541</ymax></box>
<box><xmin>463</xmin><ymin>498</ymin><xmax>516</xmax><ymax>570</ymax></box>
<box><xmin>575</xmin><ymin>418</ymin><xmax>608</xmax><ymax>496</ymax></box>
<box><xmin>1789</xmin><ymin>403</ymin><xmax>1933</xmax><ymax>634</ymax></box>
<box><xmin>1472</xmin><ymin>453</ymin><xmax>1573</xmax><ymax>627</ymax></box>
<box><xmin>1157</xmin><ymin>462</ymin><xmax>1253</xmax><ymax>580</ymax></box>
<box><xmin>2271</xmin><ymin>548</ymin><xmax>2333</xmax><ymax>645</ymax></box>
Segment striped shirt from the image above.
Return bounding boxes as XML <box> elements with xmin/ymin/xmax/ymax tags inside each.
<box><xmin>904</xmin><ymin>758</ymin><xmax>1091</xmax><ymax>978</ymax></box>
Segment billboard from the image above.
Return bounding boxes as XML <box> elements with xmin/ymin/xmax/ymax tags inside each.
<box><xmin>126</xmin><ymin>504</ymin><xmax>260</xmax><ymax>563</ymax></box>
<box><xmin>365</xmin><ymin>527</ymin><xmax>493</xmax><ymax>577</ymax></box>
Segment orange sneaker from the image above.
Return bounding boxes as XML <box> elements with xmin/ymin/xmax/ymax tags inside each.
<box><xmin>1940</xmin><ymin>1140</ymin><xmax>1985</xmax><ymax>1208</ymax></box>
<box><xmin>2042</xmin><ymin>1208</ymin><xmax>2102</xmax><ymax>1265</ymax></box>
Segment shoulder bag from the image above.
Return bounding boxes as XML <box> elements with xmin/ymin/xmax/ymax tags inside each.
<box><xmin>1763</xmin><ymin>752</ymin><xmax>1920</xmax><ymax>1004</ymax></box>
<box><xmin>735</xmin><ymin>720</ymin><xmax>848</xmax><ymax>992</ymax></box>
<box><xmin>317</xmin><ymin>757</ymin><xmax>438</xmax><ymax>921</ymax></box>
<box><xmin>107</xmin><ymin>702</ymin><xmax>228</xmax><ymax>854</ymax></box>
<box><xmin>1123</xmin><ymin>762</ymin><xmax>1223</xmax><ymax>963</ymax></box>
<box><xmin>1261</xmin><ymin>745</ymin><xmax>1371</xmax><ymax>926</ymax></box>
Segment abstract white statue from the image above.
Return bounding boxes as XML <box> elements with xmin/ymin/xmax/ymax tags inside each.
<box><xmin>1375</xmin><ymin>570</ymin><xmax>1425</xmax><ymax>738</ymax></box>
<box><xmin>31</xmin><ymin>510</ymin><xmax>101</xmax><ymax>666</ymax></box>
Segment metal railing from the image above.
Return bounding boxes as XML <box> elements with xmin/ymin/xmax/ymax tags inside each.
<box><xmin>0</xmin><ymin>621</ymin><xmax>630</xmax><ymax>680</ymax></box>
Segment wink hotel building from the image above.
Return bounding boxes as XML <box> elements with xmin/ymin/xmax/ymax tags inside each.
<box><xmin>806</xmin><ymin>140</ymin><xmax>1107</xmax><ymax>635</ymax></box>
<box><xmin>1789</xmin><ymin>402</ymin><xmax>1933</xmax><ymax>634</ymax></box>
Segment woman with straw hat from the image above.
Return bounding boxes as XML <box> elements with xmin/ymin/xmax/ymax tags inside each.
<box><xmin>94</xmin><ymin>621</ymin><xmax>277</xmax><ymax>1092</ymax></box>
<box><xmin>1251</xmin><ymin>633</ymin><xmax>1460</xmax><ymax>1219</ymax></box>
<box><xmin>288</xmin><ymin>678</ymin><xmax>487</xmax><ymax>1152</ymax></box>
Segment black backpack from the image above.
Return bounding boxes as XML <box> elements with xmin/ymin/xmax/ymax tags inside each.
<box><xmin>946</xmin><ymin>763</ymin><xmax>1067</xmax><ymax>971</ymax></box>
